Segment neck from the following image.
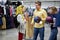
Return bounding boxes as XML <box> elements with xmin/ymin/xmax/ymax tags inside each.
<box><xmin>37</xmin><ymin>9</ymin><xmax>40</xmax><ymax>11</ymax></box>
<box><xmin>37</xmin><ymin>8</ymin><xmax>41</xmax><ymax>11</ymax></box>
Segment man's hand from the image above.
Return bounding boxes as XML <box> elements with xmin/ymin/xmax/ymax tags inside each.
<box><xmin>24</xmin><ymin>12</ymin><xmax>29</xmax><ymax>21</ymax></box>
<box><xmin>31</xmin><ymin>23</ymin><xmax>34</xmax><ymax>28</ymax></box>
<box><xmin>39</xmin><ymin>21</ymin><xmax>43</xmax><ymax>24</ymax></box>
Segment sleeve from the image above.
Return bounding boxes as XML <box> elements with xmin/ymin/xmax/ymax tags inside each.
<box><xmin>31</xmin><ymin>12</ymin><xmax>35</xmax><ymax>24</ymax></box>
<box><xmin>17</xmin><ymin>14</ymin><xmax>22</xmax><ymax>23</ymax></box>
<box><xmin>41</xmin><ymin>10</ymin><xmax>47</xmax><ymax>21</ymax></box>
<box><xmin>31</xmin><ymin>16</ymin><xmax>34</xmax><ymax>24</ymax></box>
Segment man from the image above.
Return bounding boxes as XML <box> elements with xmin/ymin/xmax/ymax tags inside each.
<box><xmin>31</xmin><ymin>1</ymin><xmax>47</xmax><ymax>40</ymax></box>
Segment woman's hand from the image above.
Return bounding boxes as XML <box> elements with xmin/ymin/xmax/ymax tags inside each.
<box><xmin>24</xmin><ymin>12</ymin><xmax>29</xmax><ymax>21</ymax></box>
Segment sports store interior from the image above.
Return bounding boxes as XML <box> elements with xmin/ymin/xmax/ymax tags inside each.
<box><xmin>0</xmin><ymin>0</ymin><xmax>60</xmax><ymax>40</ymax></box>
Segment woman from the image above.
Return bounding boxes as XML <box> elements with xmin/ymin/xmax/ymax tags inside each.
<box><xmin>47</xmin><ymin>6</ymin><xmax>58</xmax><ymax>40</ymax></box>
<box><xmin>24</xmin><ymin>8</ymin><xmax>33</xmax><ymax>40</ymax></box>
<box><xmin>17</xmin><ymin>5</ymin><xmax>26</xmax><ymax>40</ymax></box>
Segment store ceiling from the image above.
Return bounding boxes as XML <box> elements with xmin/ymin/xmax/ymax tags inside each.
<box><xmin>9</xmin><ymin>0</ymin><xmax>60</xmax><ymax>2</ymax></box>
<box><xmin>10</xmin><ymin>0</ymin><xmax>60</xmax><ymax>1</ymax></box>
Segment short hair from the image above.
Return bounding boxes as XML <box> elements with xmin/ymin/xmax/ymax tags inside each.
<box><xmin>35</xmin><ymin>1</ymin><xmax>41</xmax><ymax>6</ymax></box>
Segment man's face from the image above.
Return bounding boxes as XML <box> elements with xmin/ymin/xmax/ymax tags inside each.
<box><xmin>35</xmin><ymin>4</ymin><xmax>40</xmax><ymax>10</ymax></box>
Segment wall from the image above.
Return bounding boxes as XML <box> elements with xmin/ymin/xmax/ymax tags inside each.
<box><xmin>10</xmin><ymin>0</ymin><xmax>60</xmax><ymax>8</ymax></box>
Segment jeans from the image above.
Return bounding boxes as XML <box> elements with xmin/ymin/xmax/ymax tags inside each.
<box><xmin>33</xmin><ymin>27</ymin><xmax>44</xmax><ymax>40</ymax></box>
<box><xmin>49</xmin><ymin>24</ymin><xmax>58</xmax><ymax>40</ymax></box>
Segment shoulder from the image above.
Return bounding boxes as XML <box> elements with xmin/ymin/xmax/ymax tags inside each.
<box><xmin>41</xmin><ymin>9</ymin><xmax>46</xmax><ymax>12</ymax></box>
<box><xmin>41</xmin><ymin>9</ymin><xmax>47</xmax><ymax>14</ymax></box>
<box><xmin>17</xmin><ymin>14</ymin><xmax>22</xmax><ymax>18</ymax></box>
<box><xmin>17</xmin><ymin>5</ymin><xmax>22</xmax><ymax>9</ymax></box>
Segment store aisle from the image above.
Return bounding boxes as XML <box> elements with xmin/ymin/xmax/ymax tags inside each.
<box><xmin>0</xmin><ymin>24</ymin><xmax>60</xmax><ymax>40</ymax></box>
<box><xmin>0</xmin><ymin>28</ymin><xmax>18</xmax><ymax>40</ymax></box>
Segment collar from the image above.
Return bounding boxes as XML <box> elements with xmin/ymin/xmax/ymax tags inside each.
<box><xmin>36</xmin><ymin>8</ymin><xmax>42</xmax><ymax>11</ymax></box>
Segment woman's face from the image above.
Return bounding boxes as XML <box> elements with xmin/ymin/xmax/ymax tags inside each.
<box><xmin>47</xmin><ymin>7</ymin><xmax>57</xmax><ymax>14</ymax></box>
<box><xmin>22</xmin><ymin>7</ymin><xmax>26</xmax><ymax>12</ymax></box>
<box><xmin>47</xmin><ymin>9</ymin><xmax>53</xmax><ymax>14</ymax></box>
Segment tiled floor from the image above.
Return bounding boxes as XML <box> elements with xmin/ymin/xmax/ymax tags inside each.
<box><xmin>0</xmin><ymin>28</ymin><xmax>18</xmax><ymax>40</ymax></box>
<box><xmin>0</xmin><ymin>24</ymin><xmax>60</xmax><ymax>40</ymax></box>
